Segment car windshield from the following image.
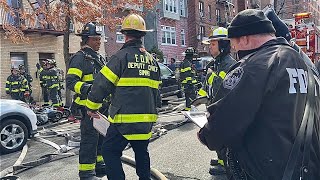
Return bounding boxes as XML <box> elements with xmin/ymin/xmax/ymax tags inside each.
<box><xmin>159</xmin><ymin>63</ymin><xmax>172</xmax><ymax>77</ymax></box>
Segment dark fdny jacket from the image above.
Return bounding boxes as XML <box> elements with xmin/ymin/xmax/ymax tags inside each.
<box><xmin>179</xmin><ymin>58</ymin><xmax>197</xmax><ymax>86</ymax></box>
<box><xmin>199</xmin><ymin>38</ymin><xmax>320</xmax><ymax>179</ymax></box>
<box><xmin>5</xmin><ymin>75</ymin><xmax>29</xmax><ymax>94</ymax></box>
<box><xmin>66</xmin><ymin>47</ymin><xmax>106</xmax><ymax>107</ymax></box>
<box><xmin>40</xmin><ymin>67</ymin><xmax>60</xmax><ymax>89</ymax></box>
<box><xmin>198</xmin><ymin>54</ymin><xmax>236</xmax><ymax>103</ymax></box>
<box><xmin>86</xmin><ymin>39</ymin><xmax>161</xmax><ymax>140</ymax></box>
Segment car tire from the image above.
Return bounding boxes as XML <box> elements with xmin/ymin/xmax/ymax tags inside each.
<box><xmin>0</xmin><ymin>119</ymin><xmax>28</xmax><ymax>154</ymax></box>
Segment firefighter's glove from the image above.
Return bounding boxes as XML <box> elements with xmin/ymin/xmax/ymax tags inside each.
<box><xmin>87</xmin><ymin>110</ymin><xmax>99</xmax><ymax>119</ymax></box>
<box><xmin>6</xmin><ymin>91</ymin><xmax>10</xmax><ymax>95</ymax></box>
<box><xmin>36</xmin><ymin>63</ymin><xmax>41</xmax><ymax>70</ymax></box>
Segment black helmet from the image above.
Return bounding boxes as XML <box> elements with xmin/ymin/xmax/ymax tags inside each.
<box><xmin>185</xmin><ymin>47</ymin><xmax>197</xmax><ymax>57</ymax></box>
<box><xmin>77</xmin><ymin>22</ymin><xmax>102</xmax><ymax>37</ymax></box>
<box><xmin>18</xmin><ymin>64</ymin><xmax>25</xmax><ymax>70</ymax></box>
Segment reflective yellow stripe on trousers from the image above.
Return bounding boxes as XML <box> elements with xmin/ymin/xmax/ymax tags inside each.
<box><xmin>123</xmin><ymin>132</ymin><xmax>152</xmax><ymax>140</ymax></box>
<box><xmin>79</xmin><ymin>163</ymin><xmax>95</xmax><ymax>171</ymax></box>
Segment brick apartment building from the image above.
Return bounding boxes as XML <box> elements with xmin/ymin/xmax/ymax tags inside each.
<box><xmin>0</xmin><ymin>0</ymin><xmax>106</xmax><ymax>100</ymax></box>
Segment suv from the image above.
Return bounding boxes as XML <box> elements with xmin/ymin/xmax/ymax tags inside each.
<box><xmin>0</xmin><ymin>99</ymin><xmax>37</xmax><ymax>154</ymax></box>
<box><xmin>158</xmin><ymin>62</ymin><xmax>183</xmax><ymax>98</ymax></box>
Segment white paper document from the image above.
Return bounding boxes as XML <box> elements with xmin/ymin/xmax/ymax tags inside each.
<box><xmin>93</xmin><ymin>112</ymin><xmax>110</xmax><ymax>136</ymax></box>
<box><xmin>182</xmin><ymin>111</ymin><xmax>208</xmax><ymax>128</ymax></box>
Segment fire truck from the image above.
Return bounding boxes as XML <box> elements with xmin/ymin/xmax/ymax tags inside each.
<box><xmin>287</xmin><ymin>12</ymin><xmax>320</xmax><ymax>63</ymax></box>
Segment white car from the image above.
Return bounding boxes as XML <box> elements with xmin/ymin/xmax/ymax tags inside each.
<box><xmin>0</xmin><ymin>99</ymin><xmax>37</xmax><ymax>154</ymax></box>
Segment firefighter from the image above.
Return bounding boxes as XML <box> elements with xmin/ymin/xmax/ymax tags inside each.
<box><xmin>198</xmin><ymin>9</ymin><xmax>320</xmax><ymax>179</ymax></box>
<box><xmin>48</xmin><ymin>59</ymin><xmax>64</xmax><ymax>106</ymax></box>
<box><xmin>199</xmin><ymin>27</ymin><xmax>237</xmax><ymax>176</ymax></box>
<box><xmin>5</xmin><ymin>67</ymin><xmax>29</xmax><ymax>102</ymax></box>
<box><xmin>38</xmin><ymin>60</ymin><xmax>50</xmax><ymax>106</ymax></box>
<box><xmin>180</xmin><ymin>47</ymin><xmax>198</xmax><ymax>110</ymax></box>
<box><xmin>40</xmin><ymin>59</ymin><xmax>61</xmax><ymax>107</ymax></box>
<box><xmin>86</xmin><ymin>14</ymin><xmax>161</xmax><ymax>180</ymax></box>
<box><xmin>18</xmin><ymin>64</ymin><xmax>35</xmax><ymax>104</ymax></box>
<box><xmin>199</xmin><ymin>27</ymin><xmax>236</xmax><ymax>104</ymax></box>
<box><xmin>66</xmin><ymin>22</ymin><xmax>107</xmax><ymax>180</ymax></box>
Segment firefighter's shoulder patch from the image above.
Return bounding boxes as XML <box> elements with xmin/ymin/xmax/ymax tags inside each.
<box><xmin>223</xmin><ymin>67</ymin><xmax>244</xmax><ymax>90</ymax></box>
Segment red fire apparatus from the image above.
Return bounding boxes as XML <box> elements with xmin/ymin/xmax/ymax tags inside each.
<box><xmin>289</xmin><ymin>12</ymin><xmax>320</xmax><ymax>63</ymax></box>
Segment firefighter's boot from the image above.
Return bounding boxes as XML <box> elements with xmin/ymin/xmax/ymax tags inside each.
<box><xmin>209</xmin><ymin>164</ymin><xmax>226</xmax><ymax>175</ymax></box>
<box><xmin>95</xmin><ymin>163</ymin><xmax>107</xmax><ymax>177</ymax></box>
<box><xmin>80</xmin><ymin>176</ymin><xmax>101</xmax><ymax>180</ymax></box>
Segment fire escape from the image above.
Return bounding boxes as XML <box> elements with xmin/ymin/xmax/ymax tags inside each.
<box><xmin>216</xmin><ymin>0</ymin><xmax>235</xmax><ymax>25</ymax></box>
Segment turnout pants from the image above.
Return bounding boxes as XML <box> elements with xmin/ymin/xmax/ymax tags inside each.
<box><xmin>184</xmin><ymin>84</ymin><xmax>196</xmax><ymax>110</ymax></box>
<box><xmin>48</xmin><ymin>87</ymin><xmax>60</xmax><ymax>107</ymax></box>
<box><xmin>102</xmin><ymin>124</ymin><xmax>151</xmax><ymax>180</ymax></box>
<box><xmin>79</xmin><ymin>108</ymin><xmax>105</xmax><ymax>178</ymax></box>
<box><xmin>42</xmin><ymin>88</ymin><xmax>49</xmax><ymax>105</ymax></box>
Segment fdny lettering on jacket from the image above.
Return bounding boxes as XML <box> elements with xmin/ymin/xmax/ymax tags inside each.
<box><xmin>127</xmin><ymin>54</ymin><xmax>159</xmax><ymax>77</ymax></box>
<box><xmin>286</xmin><ymin>67</ymin><xmax>320</xmax><ymax>96</ymax></box>
<box><xmin>286</xmin><ymin>68</ymin><xmax>307</xmax><ymax>94</ymax></box>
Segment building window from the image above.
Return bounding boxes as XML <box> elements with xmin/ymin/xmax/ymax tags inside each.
<box><xmin>199</xmin><ymin>26</ymin><xmax>205</xmax><ymax>40</ymax></box>
<box><xmin>208</xmin><ymin>5</ymin><xmax>212</xmax><ymax>19</ymax></box>
<box><xmin>10</xmin><ymin>52</ymin><xmax>27</xmax><ymax>69</ymax></box>
<box><xmin>180</xmin><ymin>0</ymin><xmax>186</xmax><ymax>17</ymax></box>
<box><xmin>161</xmin><ymin>26</ymin><xmax>176</xmax><ymax>45</ymax></box>
<box><xmin>216</xmin><ymin>9</ymin><xmax>221</xmax><ymax>23</ymax></box>
<box><xmin>165</xmin><ymin>0</ymin><xmax>177</xmax><ymax>13</ymax></box>
<box><xmin>116</xmin><ymin>25</ymin><xmax>125</xmax><ymax>43</ymax></box>
<box><xmin>199</xmin><ymin>1</ymin><xmax>204</xmax><ymax>17</ymax></box>
<box><xmin>181</xmin><ymin>29</ymin><xmax>186</xmax><ymax>46</ymax></box>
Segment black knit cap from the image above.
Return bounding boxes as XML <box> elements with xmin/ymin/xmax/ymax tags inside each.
<box><xmin>228</xmin><ymin>9</ymin><xmax>276</xmax><ymax>38</ymax></box>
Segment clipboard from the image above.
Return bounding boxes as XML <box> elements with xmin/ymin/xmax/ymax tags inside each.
<box><xmin>93</xmin><ymin>112</ymin><xmax>110</xmax><ymax>136</ymax></box>
<box><xmin>181</xmin><ymin>111</ymin><xmax>208</xmax><ymax>128</ymax></box>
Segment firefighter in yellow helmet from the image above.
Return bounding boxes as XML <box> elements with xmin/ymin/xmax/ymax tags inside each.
<box><xmin>86</xmin><ymin>14</ymin><xmax>161</xmax><ymax>180</ymax></box>
<box><xmin>66</xmin><ymin>22</ymin><xmax>108</xmax><ymax>180</ymax></box>
<box><xmin>199</xmin><ymin>27</ymin><xmax>236</xmax><ymax>176</ymax></box>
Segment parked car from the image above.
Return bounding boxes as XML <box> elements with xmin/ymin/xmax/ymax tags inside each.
<box><xmin>158</xmin><ymin>62</ymin><xmax>183</xmax><ymax>98</ymax></box>
<box><xmin>0</xmin><ymin>99</ymin><xmax>37</xmax><ymax>154</ymax></box>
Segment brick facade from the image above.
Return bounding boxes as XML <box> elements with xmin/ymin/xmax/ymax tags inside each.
<box><xmin>158</xmin><ymin>17</ymin><xmax>189</xmax><ymax>63</ymax></box>
<box><xmin>187</xmin><ymin>0</ymin><xmax>234</xmax><ymax>55</ymax></box>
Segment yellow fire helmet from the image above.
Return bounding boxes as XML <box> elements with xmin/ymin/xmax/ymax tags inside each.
<box><xmin>121</xmin><ymin>14</ymin><xmax>153</xmax><ymax>33</ymax></box>
<box><xmin>202</xmin><ymin>27</ymin><xmax>228</xmax><ymax>45</ymax></box>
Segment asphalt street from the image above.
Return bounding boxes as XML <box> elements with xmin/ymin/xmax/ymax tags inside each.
<box><xmin>1</xmin><ymin>105</ymin><xmax>227</xmax><ymax>180</ymax></box>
